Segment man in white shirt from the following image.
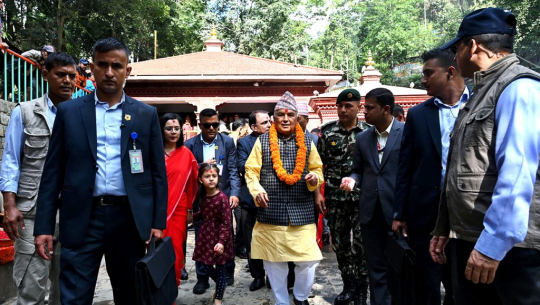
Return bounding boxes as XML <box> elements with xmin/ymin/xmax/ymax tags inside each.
<box><xmin>342</xmin><ymin>88</ymin><xmax>405</xmax><ymax>305</ymax></box>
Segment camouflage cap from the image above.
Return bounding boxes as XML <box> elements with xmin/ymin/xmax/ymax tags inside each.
<box><xmin>336</xmin><ymin>88</ymin><xmax>361</xmax><ymax>104</ymax></box>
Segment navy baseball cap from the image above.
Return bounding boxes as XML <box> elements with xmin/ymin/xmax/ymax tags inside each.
<box><xmin>42</xmin><ymin>45</ymin><xmax>55</xmax><ymax>53</ymax></box>
<box><xmin>79</xmin><ymin>58</ymin><xmax>89</xmax><ymax>65</ymax></box>
<box><xmin>440</xmin><ymin>7</ymin><xmax>517</xmax><ymax>50</ymax></box>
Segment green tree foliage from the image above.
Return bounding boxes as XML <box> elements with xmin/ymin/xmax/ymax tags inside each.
<box><xmin>1</xmin><ymin>0</ymin><xmax>538</xmax><ymax>77</ymax></box>
<box><xmin>488</xmin><ymin>0</ymin><xmax>540</xmax><ymax>68</ymax></box>
<box><xmin>209</xmin><ymin>0</ymin><xmax>313</xmax><ymax>61</ymax></box>
<box><xmin>2</xmin><ymin>0</ymin><xmax>207</xmax><ymax>60</ymax></box>
<box><xmin>308</xmin><ymin>1</ymin><xmax>363</xmax><ymax>82</ymax></box>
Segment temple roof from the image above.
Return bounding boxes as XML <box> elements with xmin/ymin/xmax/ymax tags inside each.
<box><xmin>129</xmin><ymin>51</ymin><xmax>342</xmax><ymax>78</ymax></box>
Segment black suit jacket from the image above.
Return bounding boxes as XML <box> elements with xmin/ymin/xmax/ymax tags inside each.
<box><xmin>393</xmin><ymin>98</ymin><xmax>443</xmax><ymax>233</ymax></box>
<box><xmin>184</xmin><ymin>133</ymin><xmax>241</xmax><ymax>198</ymax></box>
<box><xmin>237</xmin><ymin>133</ymin><xmax>259</xmax><ymax>210</ymax></box>
<box><xmin>351</xmin><ymin>120</ymin><xmax>404</xmax><ymax>225</ymax></box>
<box><xmin>34</xmin><ymin>94</ymin><xmax>168</xmax><ymax>247</ymax></box>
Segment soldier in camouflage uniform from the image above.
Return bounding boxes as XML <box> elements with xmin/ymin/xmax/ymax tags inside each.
<box><xmin>317</xmin><ymin>89</ymin><xmax>369</xmax><ymax>305</ymax></box>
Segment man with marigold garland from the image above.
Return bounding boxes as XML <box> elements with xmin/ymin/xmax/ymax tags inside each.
<box><xmin>245</xmin><ymin>91</ymin><xmax>324</xmax><ymax>305</ymax></box>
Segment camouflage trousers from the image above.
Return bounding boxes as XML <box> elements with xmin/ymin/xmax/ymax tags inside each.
<box><xmin>326</xmin><ymin>199</ymin><xmax>368</xmax><ymax>279</ymax></box>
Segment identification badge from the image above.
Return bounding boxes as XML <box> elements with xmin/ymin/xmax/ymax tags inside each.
<box><xmin>129</xmin><ymin>150</ymin><xmax>144</xmax><ymax>174</ymax></box>
<box><xmin>216</xmin><ymin>163</ymin><xmax>223</xmax><ymax>176</ymax></box>
<box><xmin>216</xmin><ymin>155</ymin><xmax>224</xmax><ymax>176</ymax></box>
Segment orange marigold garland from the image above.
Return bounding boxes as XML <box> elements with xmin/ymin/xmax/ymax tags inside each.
<box><xmin>269</xmin><ymin>123</ymin><xmax>307</xmax><ymax>185</ymax></box>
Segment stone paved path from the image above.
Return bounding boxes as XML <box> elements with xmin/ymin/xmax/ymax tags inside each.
<box><xmin>2</xmin><ymin>228</ymin><xmax>344</xmax><ymax>305</ymax></box>
<box><xmin>2</xmin><ymin>228</ymin><xmax>450</xmax><ymax>305</ymax></box>
<box><xmin>92</xmin><ymin>230</ymin><xmax>342</xmax><ymax>305</ymax></box>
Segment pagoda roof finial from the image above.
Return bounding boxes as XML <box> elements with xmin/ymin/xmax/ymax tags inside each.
<box><xmin>205</xmin><ymin>23</ymin><xmax>224</xmax><ymax>52</ymax></box>
<box><xmin>210</xmin><ymin>23</ymin><xmax>218</xmax><ymax>39</ymax></box>
<box><xmin>365</xmin><ymin>50</ymin><xmax>375</xmax><ymax>67</ymax></box>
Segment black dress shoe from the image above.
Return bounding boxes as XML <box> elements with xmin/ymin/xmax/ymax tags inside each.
<box><xmin>226</xmin><ymin>275</ymin><xmax>234</xmax><ymax>286</ymax></box>
<box><xmin>236</xmin><ymin>249</ymin><xmax>248</xmax><ymax>259</ymax></box>
<box><xmin>249</xmin><ymin>278</ymin><xmax>266</xmax><ymax>291</ymax></box>
<box><xmin>181</xmin><ymin>267</ymin><xmax>189</xmax><ymax>280</ymax></box>
<box><xmin>193</xmin><ymin>279</ymin><xmax>209</xmax><ymax>294</ymax></box>
<box><xmin>293</xmin><ymin>298</ymin><xmax>309</xmax><ymax>305</ymax></box>
<box><xmin>322</xmin><ymin>233</ymin><xmax>330</xmax><ymax>246</ymax></box>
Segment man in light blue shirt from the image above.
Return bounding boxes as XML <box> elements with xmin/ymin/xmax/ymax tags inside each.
<box><xmin>1</xmin><ymin>52</ymin><xmax>77</xmax><ymax>305</ymax></box>
<box><xmin>433</xmin><ymin>86</ymin><xmax>469</xmax><ymax>189</ymax></box>
<box><xmin>432</xmin><ymin>8</ymin><xmax>540</xmax><ymax>304</ymax></box>
<box><xmin>393</xmin><ymin>48</ymin><xmax>467</xmax><ymax>305</ymax></box>
<box><xmin>33</xmin><ymin>38</ymin><xmax>168</xmax><ymax>305</ymax></box>
<box><xmin>93</xmin><ymin>92</ymin><xmax>126</xmax><ymax>196</ymax></box>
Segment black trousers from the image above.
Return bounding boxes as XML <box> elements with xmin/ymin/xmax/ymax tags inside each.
<box><xmin>234</xmin><ymin>206</ymin><xmax>245</xmax><ymax>253</ymax></box>
<box><xmin>360</xmin><ymin>202</ymin><xmax>392</xmax><ymax>305</ymax></box>
<box><xmin>448</xmin><ymin>238</ymin><xmax>540</xmax><ymax>305</ymax></box>
<box><xmin>408</xmin><ymin>232</ymin><xmax>453</xmax><ymax>305</ymax></box>
<box><xmin>59</xmin><ymin>203</ymin><xmax>146</xmax><ymax>305</ymax></box>
<box><xmin>241</xmin><ymin>207</ymin><xmax>265</xmax><ymax>279</ymax></box>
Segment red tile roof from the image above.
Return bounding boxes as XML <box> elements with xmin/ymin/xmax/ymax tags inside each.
<box><xmin>129</xmin><ymin>51</ymin><xmax>342</xmax><ymax>76</ymax></box>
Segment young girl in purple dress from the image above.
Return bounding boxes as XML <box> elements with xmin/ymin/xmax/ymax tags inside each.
<box><xmin>191</xmin><ymin>163</ymin><xmax>233</xmax><ymax>305</ymax></box>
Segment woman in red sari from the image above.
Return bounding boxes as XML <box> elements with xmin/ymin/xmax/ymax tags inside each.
<box><xmin>160</xmin><ymin>113</ymin><xmax>199</xmax><ymax>286</ymax></box>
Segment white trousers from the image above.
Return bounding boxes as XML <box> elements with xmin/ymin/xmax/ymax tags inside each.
<box><xmin>263</xmin><ymin>260</ymin><xmax>320</xmax><ymax>305</ymax></box>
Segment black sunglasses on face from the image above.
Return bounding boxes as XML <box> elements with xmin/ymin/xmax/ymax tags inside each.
<box><xmin>202</xmin><ymin>122</ymin><xmax>219</xmax><ymax>129</ymax></box>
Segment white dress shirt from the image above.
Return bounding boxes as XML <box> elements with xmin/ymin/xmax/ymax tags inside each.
<box><xmin>375</xmin><ymin>118</ymin><xmax>394</xmax><ymax>163</ymax></box>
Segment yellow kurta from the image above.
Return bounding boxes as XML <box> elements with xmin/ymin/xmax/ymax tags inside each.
<box><xmin>245</xmin><ymin>138</ymin><xmax>324</xmax><ymax>262</ymax></box>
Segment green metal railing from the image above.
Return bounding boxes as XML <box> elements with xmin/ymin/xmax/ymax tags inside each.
<box><xmin>1</xmin><ymin>46</ymin><xmax>90</xmax><ymax>102</ymax></box>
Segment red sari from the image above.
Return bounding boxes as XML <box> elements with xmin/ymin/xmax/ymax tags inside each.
<box><xmin>163</xmin><ymin>146</ymin><xmax>199</xmax><ymax>286</ymax></box>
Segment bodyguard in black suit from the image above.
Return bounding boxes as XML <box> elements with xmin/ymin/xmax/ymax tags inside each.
<box><xmin>393</xmin><ymin>49</ymin><xmax>467</xmax><ymax>305</ymax></box>
<box><xmin>33</xmin><ymin>38</ymin><xmax>167</xmax><ymax>305</ymax></box>
<box><xmin>343</xmin><ymin>88</ymin><xmax>404</xmax><ymax>305</ymax></box>
<box><xmin>184</xmin><ymin>108</ymin><xmax>241</xmax><ymax>293</ymax></box>
<box><xmin>237</xmin><ymin>110</ymin><xmax>271</xmax><ymax>291</ymax></box>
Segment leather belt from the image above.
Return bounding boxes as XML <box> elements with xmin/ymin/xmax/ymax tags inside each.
<box><xmin>92</xmin><ymin>196</ymin><xmax>129</xmax><ymax>206</ymax></box>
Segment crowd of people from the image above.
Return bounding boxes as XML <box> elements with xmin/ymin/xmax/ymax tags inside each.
<box><xmin>1</xmin><ymin>7</ymin><xmax>539</xmax><ymax>305</ymax></box>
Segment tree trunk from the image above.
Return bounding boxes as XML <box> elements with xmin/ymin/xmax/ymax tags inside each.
<box><xmin>56</xmin><ymin>0</ymin><xmax>68</xmax><ymax>51</ymax></box>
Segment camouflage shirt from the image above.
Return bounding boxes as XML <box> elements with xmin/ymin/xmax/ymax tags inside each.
<box><xmin>318</xmin><ymin>119</ymin><xmax>370</xmax><ymax>201</ymax></box>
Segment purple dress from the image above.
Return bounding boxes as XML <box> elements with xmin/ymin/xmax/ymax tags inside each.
<box><xmin>192</xmin><ymin>191</ymin><xmax>234</xmax><ymax>265</ymax></box>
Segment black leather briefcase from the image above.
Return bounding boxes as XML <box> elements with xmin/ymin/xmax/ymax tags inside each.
<box><xmin>135</xmin><ymin>236</ymin><xmax>178</xmax><ymax>305</ymax></box>
<box><xmin>385</xmin><ymin>232</ymin><xmax>416</xmax><ymax>305</ymax></box>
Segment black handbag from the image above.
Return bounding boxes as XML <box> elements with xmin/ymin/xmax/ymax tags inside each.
<box><xmin>135</xmin><ymin>236</ymin><xmax>178</xmax><ymax>305</ymax></box>
<box><xmin>384</xmin><ymin>232</ymin><xmax>416</xmax><ymax>305</ymax></box>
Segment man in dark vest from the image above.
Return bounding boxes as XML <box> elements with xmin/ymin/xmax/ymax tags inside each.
<box><xmin>431</xmin><ymin>8</ymin><xmax>540</xmax><ymax>304</ymax></box>
<box><xmin>245</xmin><ymin>91</ymin><xmax>324</xmax><ymax>305</ymax></box>
<box><xmin>1</xmin><ymin>52</ymin><xmax>77</xmax><ymax>305</ymax></box>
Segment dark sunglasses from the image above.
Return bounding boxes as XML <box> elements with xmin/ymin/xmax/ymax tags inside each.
<box><xmin>202</xmin><ymin>122</ymin><xmax>219</xmax><ymax>129</ymax></box>
<box><xmin>449</xmin><ymin>45</ymin><xmax>458</xmax><ymax>54</ymax></box>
